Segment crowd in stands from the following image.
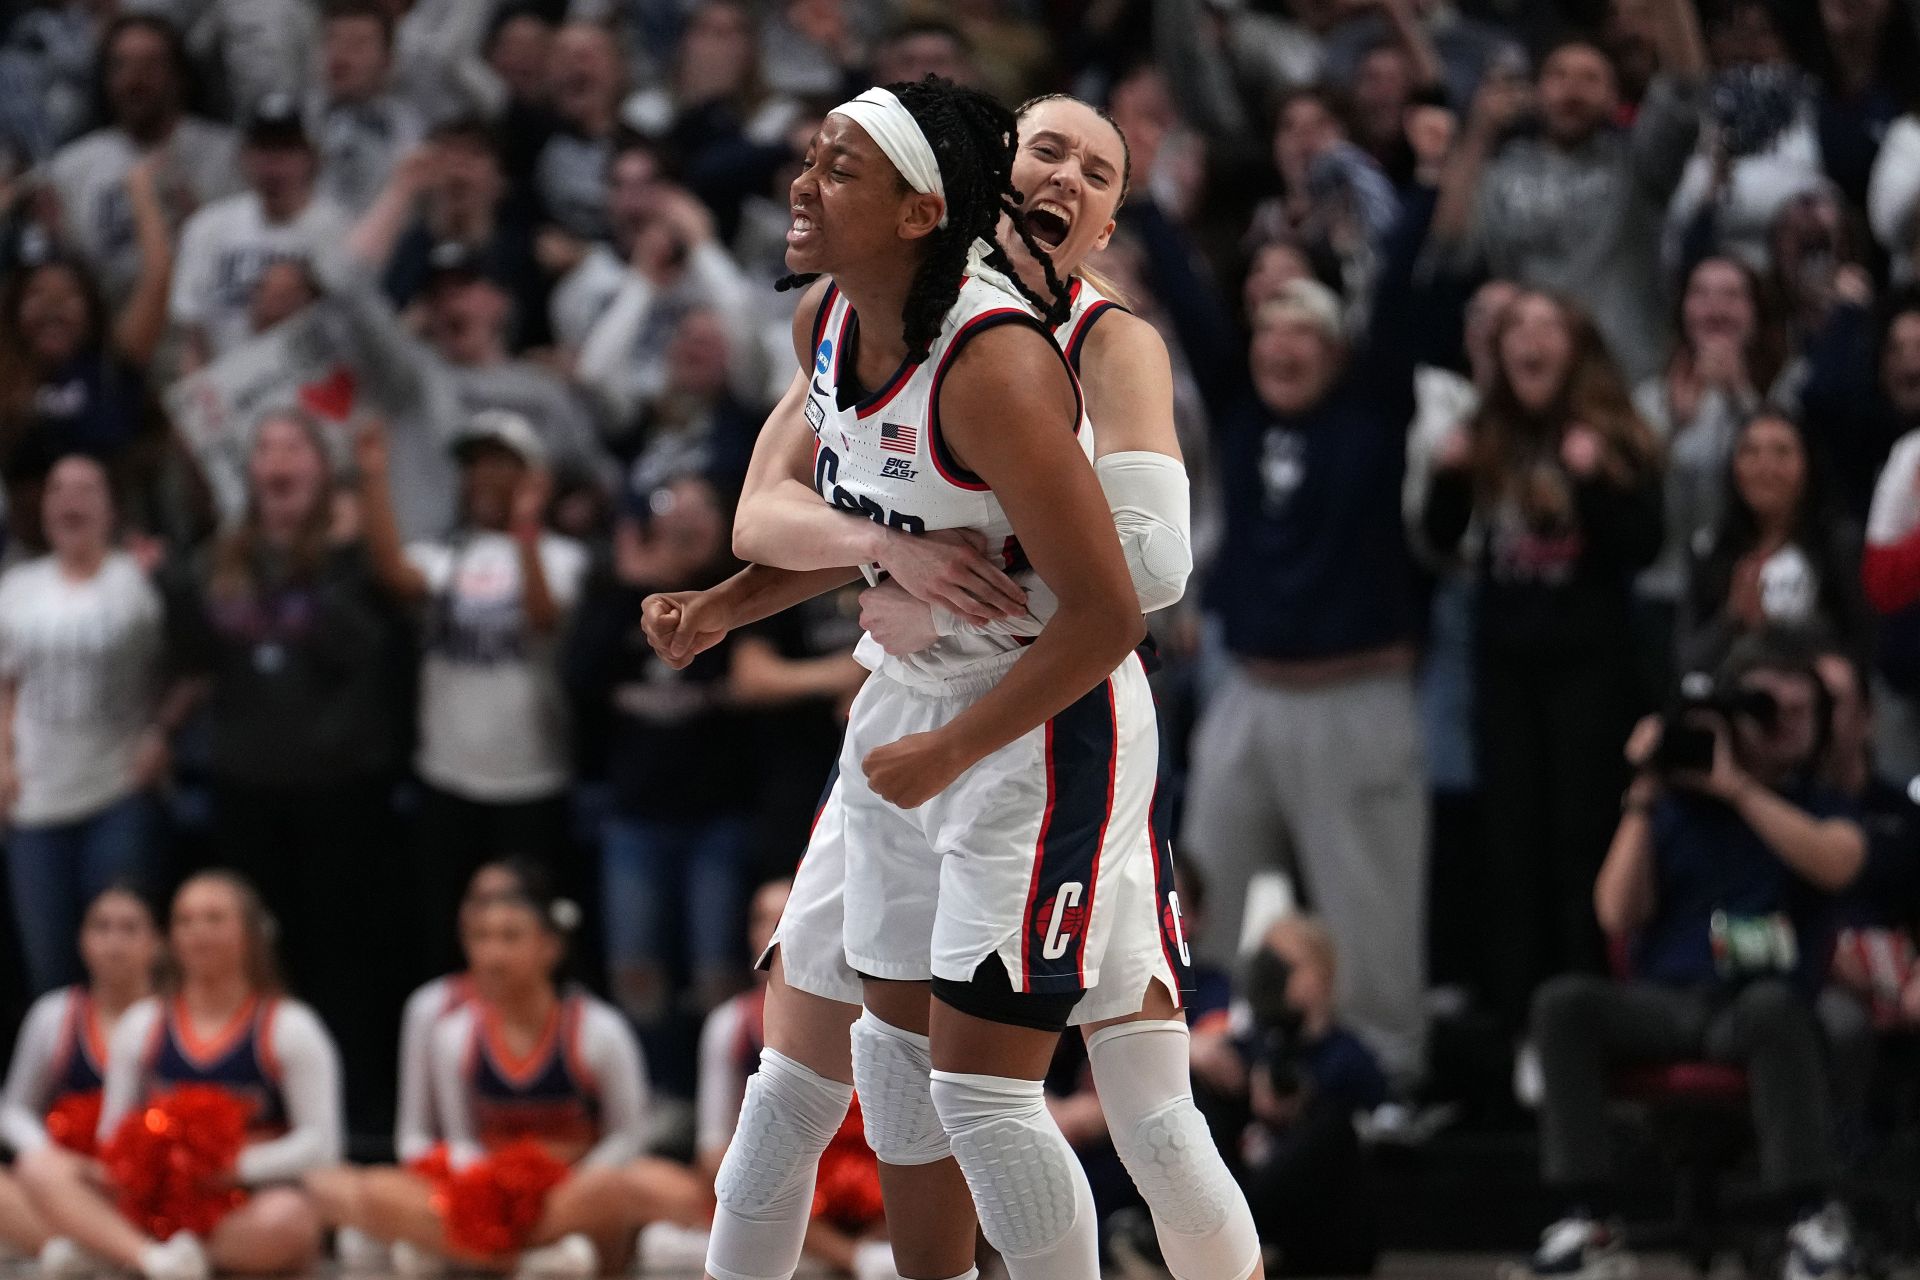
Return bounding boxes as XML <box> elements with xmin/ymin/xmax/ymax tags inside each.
<box><xmin>3</xmin><ymin>0</ymin><xmax>1920</xmax><ymax>1276</ymax></box>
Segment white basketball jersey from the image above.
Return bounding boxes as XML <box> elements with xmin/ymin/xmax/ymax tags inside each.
<box><xmin>802</xmin><ymin>274</ymin><xmax>1093</xmax><ymax>689</ymax></box>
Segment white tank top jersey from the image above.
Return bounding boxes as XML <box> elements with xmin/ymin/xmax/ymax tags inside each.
<box><xmin>803</xmin><ymin>274</ymin><xmax>1096</xmax><ymax>690</ymax></box>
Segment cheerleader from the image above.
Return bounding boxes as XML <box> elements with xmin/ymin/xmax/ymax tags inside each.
<box><xmin>0</xmin><ymin>884</ymin><xmax>159</xmax><ymax>1259</ymax></box>
<box><xmin>394</xmin><ymin>860</ymin><xmax>536</xmax><ymax>1164</ymax></box>
<box><xmin>328</xmin><ymin>874</ymin><xmax>706</xmax><ymax>1276</ymax></box>
<box><xmin>18</xmin><ymin>872</ymin><xmax>343</xmax><ymax>1280</ymax></box>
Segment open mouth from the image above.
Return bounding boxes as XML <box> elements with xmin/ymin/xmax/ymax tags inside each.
<box><xmin>1026</xmin><ymin>201</ymin><xmax>1071</xmax><ymax>251</ymax></box>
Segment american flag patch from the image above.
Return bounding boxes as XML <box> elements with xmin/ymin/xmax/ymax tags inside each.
<box><xmin>880</xmin><ymin>421</ymin><xmax>918</xmax><ymax>454</ymax></box>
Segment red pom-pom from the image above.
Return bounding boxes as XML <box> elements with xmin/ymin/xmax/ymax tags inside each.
<box><xmin>101</xmin><ymin>1086</ymin><xmax>251</xmax><ymax>1239</ymax></box>
<box><xmin>407</xmin><ymin>1144</ymin><xmax>453</xmax><ymax>1187</ymax></box>
<box><xmin>812</xmin><ymin>1096</ymin><xmax>883</xmax><ymax>1231</ymax></box>
<box><xmin>45</xmin><ymin>1092</ymin><xmax>104</xmax><ymax>1157</ymax></box>
<box><xmin>437</xmin><ymin>1140</ymin><xmax>570</xmax><ymax>1258</ymax></box>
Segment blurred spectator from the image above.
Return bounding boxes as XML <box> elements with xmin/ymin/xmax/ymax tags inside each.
<box><xmin>1184</xmin><ymin>179</ymin><xmax>1439</xmax><ymax>1086</ymax></box>
<box><xmin>870</xmin><ymin>18</ymin><xmax>977</xmax><ymax>89</ymax></box>
<box><xmin>622</xmin><ymin>1</ymin><xmax>802</xmax><ymax>242</ymax></box>
<box><xmin>933</xmin><ymin>5</ymin><xmax>1046</xmax><ymax>107</ymax></box>
<box><xmin>1680</xmin><ymin>411</ymin><xmax>1870</xmax><ymax>673</ymax></box>
<box><xmin>1324</xmin><ymin>0</ymin><xmax>1525</xmax><ymax>113</ymax></box>
<box><xmin>161</xmin><ymin>407</ymin><xmax>411</xmax><ymax>1128</ymax></box>
<box><xmin>1423</xmin><ymin>291</ymin><xmax>1665</xmax><ymax>1033</ymax></box>
<box><xmin>1432</xmin><ymin>0</ymin><xmax>1707</xmax><ymax>382</ymax></box>
<box><xmin>0</xmin><ymin>0</ymin><xmax>105</xmax><ymax>167</ymax></box>
<box><xmin>0</xmin><ymin>214</ymin><xmax>206</xmax><ymax>555</ymax></box>
<box><xmin>1800</xmin><ymin>269</ymin><xmax>1906</xmax><ymax>521</ymax></box>
<box><xmin>1764</xmin><ymin>185</ymin><xmax>1872</xmax><ymax>354</ymax></box>
<box><xmin>312</xmin><ymin>1</ymin><xmax>427</xmax><ymax>217</ymax></box>
<box><xmin>1634</xmin><ymin>254</ymin><xmax>1798</xmax><ymax>680</ymax></box>
<box><xmin>481</xmin><ymin>5</ymin><xmax>560</xmax><ymax>203</ymax></box>
<box><xmin>359</xmin><ymin>123</ymin><xmax>547</xmax><ymax>346</ymax></box>
<box><xmin>1209</xmin><ymin>917</ymin><xmax>1386</xmax><ymax>1279</ymax></box>
<box><xmin>1525</xmin><ymin>633</ymin><xmax>1864</xmax><ymax>1280</ymax></box>
<box><xmin>1870</xmin><ymin>107</ymin><xmax>1920</xmax><ymax>283</ymax></box>
<box><xmin>47</xmin><ymin>14</ymin><xmax>239</xmax><ymax>303</ymax></box>
<box><xmin>1151</xmin><ymin>0</ymin><xmax>1322</xmax><ymax>146</ymax></box>
<box><xmin>615</xmin><ymin>308</ymin><xmax>760</xmax><ymax>484</ymax></box>
<box><xmin>757</xmin><ymin>0</ymin><xmax>875</xmax><ymax>99</ymax></box>
<box><xmin>535</xmin><ymin>20</ymin><xmax>628</xmax><ymax>243</ymax></box>
<box><xmin>556</xmin><ymin>136</ymin><xmax>757</xmax><ymax>428</ymax></box>
<box><xmin>1785</xmin><ymin>0</ymin><xmax>1918</xmax><ymax>209</ymax></box>
<box><xmin>0</xmin><ymin>456</ymin><xmax>166</xmax><ymax>996</ymax></box>
<box><xmin>168</xmin><ymin>94</ymin><xmax>352</xmax><ymax>368</ymax></box>
<box><xmin>566</xmin><ymin>473</ymin><xmax>750</xmax><ymax>1042</ymax></box>
<box><xmin>1247</xmin><ymin>89</ymin><xmax>1402</xmax><ymax>316</ymax></box>
<box><xmin>356</xmin><ymin>411</ymin><xmax>588</xmax><ymax>975</ymax></box>
<box><xmin>389</xmin><ymin>0</ymin><xmax>510</xmax><ymax>127</ymax></box>
<box><xmin>175</xmin><ymin>0</ymin><xmax>318</xmax><ymax>122</ymax></box>
<box><xmin>1665</xmin><ymin>14</ymin><xmax>1826</xmax><ymax>275</ymax></box>
<box><xmin>1857</xmin><ymin>303</ymin><xmax>1920</xmax><ymax>775</ymax></box>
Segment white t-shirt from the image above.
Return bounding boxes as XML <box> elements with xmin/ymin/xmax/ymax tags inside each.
<box><xmin>48</xmin><ymin>120</ymin><xmax>241</xmax><ymax>300</ymax></box>
<box><xmin>394</xmin><ymin>972</ymin><xmax>472</xmax><ymax>1163</ymax></box>
<box><xmin>0</xmin><ymin>553</ymin><xmax>162</xmax><ymax>825</ymax></box>
<box><xmin>407</xmin><ymin>532</ymin><xmax>588</xmax><ymax>802</ymax></box>
<box><xmin>169</xmin><ymin>191</ymin><xmax>354</xmax><ymax>359</ymax></box>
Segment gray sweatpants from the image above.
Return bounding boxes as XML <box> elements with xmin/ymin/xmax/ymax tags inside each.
<box><xmin>1533</xmin><ymin>973</ymin><xmax>1835</xmax><ymax>1190</ymax></box>
<box><xmin>1180</xmin><ymin>664</ymin><xmax>1429</xmax><ymax>1081</ymax></box>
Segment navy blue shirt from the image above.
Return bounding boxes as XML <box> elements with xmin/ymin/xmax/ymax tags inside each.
<box><xmin>1633</xmin><ymin>784</ymin><xmax>1855</xmax><ymax>993</ymax></box>
<box><xmin>1204</xmin><ymin>190</ymin><xmax>1436</xmax><ymax>663</ymax></box>
<box><xmin>1838</xmin><ymin>774</ymin><xmax>1920</xmax><ymax>930</ymax></box>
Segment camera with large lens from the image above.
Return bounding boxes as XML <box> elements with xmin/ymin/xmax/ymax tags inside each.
<box><xmin>1651</xmin><ymin>675</ymin><xmax>1779</xmax><ymax>776</ymax></box>
<box><xmin>1243</xmin><ymin>945</ymin><xmax>1309</xmax><ymax>1099</ymax></box>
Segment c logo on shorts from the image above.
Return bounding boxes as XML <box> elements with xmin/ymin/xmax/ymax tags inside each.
<box><xmin>1039</xmin><ymin>883</ymin><xmax>1086</xmax><ymax>962</ymax></box>
<box><xmin>1162</xmin><ymin>891</ymin><xmax>1192</xmax><ymax>968</ymax></box>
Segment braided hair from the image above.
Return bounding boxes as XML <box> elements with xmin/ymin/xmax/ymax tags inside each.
<box><xmin>778</xmin><ymin>77</ymin><xmax>1069</xmax><ymax>363</ymax></box>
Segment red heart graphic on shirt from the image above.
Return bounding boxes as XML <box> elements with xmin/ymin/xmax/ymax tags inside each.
<box><xmin>297</xmin><ymin>365</ymin><xmax>358</xmax><ymax>420</ymax></box>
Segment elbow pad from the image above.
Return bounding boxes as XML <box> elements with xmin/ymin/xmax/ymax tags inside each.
<box><xmin>1096</xmin><ymin>451</ymin><xmax>1192</xmax><ymax>613</ymax></box>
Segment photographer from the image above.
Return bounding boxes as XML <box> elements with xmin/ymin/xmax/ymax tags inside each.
<box><xmin>1193</xmin><ymin>916</ymin><xmax>1386</xmax><ymax>1278</ymax></box>
<box><xmin>1522</xmin><ymin>631</ymin><xmax>1865</xmax><ymax>1280</ymax></box>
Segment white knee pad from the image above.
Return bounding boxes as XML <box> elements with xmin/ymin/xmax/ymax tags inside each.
<box><xmin>1087</xmin><ymin>1020</ymin><xmax>1260</xmax><ymax>1280</ymax></box>
<box><xmin>928</xmin><ymin>1069</ymin><xmax>1097</xmax><ymax>1274</ymax></box>
<box><xmin>849</xmin><ymin>1011</ymin><xmax>950</xmax><ymax>1167</ymax></box>
<box><xmin>709</xmin><ymin>1049</ymin><xmax>853</xmax><ymax>1280</ymax></box>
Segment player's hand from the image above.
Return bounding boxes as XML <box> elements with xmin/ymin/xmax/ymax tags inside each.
<box><xmin>641</xmin><ymin>590</ymin><xmax>731</xmax><ymax>668</ymax></box>
<box><xmin>875</xmin><ymin>528</ymin><xmax>1026</xmax><ymax>625</ymax></box>
<box><xmin>863</xmin><ymin>730</ymin><xmax>968</xmax><ymax>810</ymax></box>
<box><xmin>859</xmin><ymin>580</ymin><xmax>940</xmax><ymax>655</ymax></box>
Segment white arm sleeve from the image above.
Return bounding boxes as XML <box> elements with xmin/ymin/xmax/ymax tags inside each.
<box><xmin>234</xmin><ymin>1002</ymin><xmax>343</xmax><ymax>1185</ymax></box>
<box><xmin>935</xmin><ymin>449</ymin><xmax>1189</xmax><ymax>641</ymax></box>
<box><xmin>694</xmin><ymin>997</ymin><xmax>746</xmax><ymax>1161</ymax></box>
<box><xmin>97</xmin><ymin>1000</ymin><xmax>162</xmax><ymax>1143</ymax></box>
<box><xmin>0</xmin><ymin>992</ymin><xmax>73</xmax><ymax>1155</ymax></box>
<box><xmin>573</xmin><ymin>269</ymin><xmax>657</xmax><ymax>426</ymax></box>
<box><xmin>575</xmin><ymin>1001</ymin><xmax>648</xmax><ymax>1169</ymax></box>
<box><xmin>1869</xmin><ymin>117</ymin><xmax>1920</xmax><ymax>265</ymax></box>
<box><xmin>394</xmin><ymin>980</ymin><xmax>448</xmax><ymax>1164</ymax></box>
<box><xmin>430</xmin><ymin>1009</ymin><xmax>483</xmax><ymax>1170</ymax></box>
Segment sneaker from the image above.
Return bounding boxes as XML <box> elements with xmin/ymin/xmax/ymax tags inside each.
<box><xmin>138</xmin><ymin>1233</ymin><xmax>208</xmax><ymax>1280</ymax></box>
<box><xmin>39</xmin><ymin>1237</ymin><xmax>97</xmax><ymax>1279</ymax></box>
<box><xmin>1526</xmin><ymin>1216</ymin><xmax>1636</xmax><ymax>1279</ymax></box>
<box><xmin>514</xmin><ymin>1232</ymin><xmax>598</xmax><ymax>1279</ymax></box>
<box><xmin>392</xmin><ymin>1241</ymin><xmax>449</xmax><ymax>1278</ymax></box>
<box><xmin>1785</xmin><ymin>1204</ymin><xmax>1858</xmax><ymax>1280</ymax></box>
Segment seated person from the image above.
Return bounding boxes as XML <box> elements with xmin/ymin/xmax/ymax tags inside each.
<box><xmin>1525</xmin><ymin>630</ymin><xmax>1865</xmax><ymax>1280</ymax></box>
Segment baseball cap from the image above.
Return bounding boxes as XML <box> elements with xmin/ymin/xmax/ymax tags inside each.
<box><xmin>243</xmin><ymin>93</ymin><xmax>311</xmax><ymax>149</ymax></box>
<box><xmin>451</xmin><ymin>409</ymin><xmax>545</xmax><ymax>467</ymax></box>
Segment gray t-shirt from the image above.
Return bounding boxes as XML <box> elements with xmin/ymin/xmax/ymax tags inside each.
<box><xmin>49</xmin><ymin>119</ymin><xmax>241</xmax><ymax>300</ymax></box>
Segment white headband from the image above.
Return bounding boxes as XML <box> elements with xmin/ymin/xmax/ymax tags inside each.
<box><xmin>831</xmin><ymin>87</ymin><xmax>948</xmax><ymax>228</ymax></box>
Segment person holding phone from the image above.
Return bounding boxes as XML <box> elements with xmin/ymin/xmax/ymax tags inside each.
<box><xmin>1522</xmin><ymin>629</ymin><xmax>1866</xmax><ymax>1280</ymax></box>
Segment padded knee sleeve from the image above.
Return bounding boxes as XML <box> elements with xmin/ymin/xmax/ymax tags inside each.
<box><xmin>928</xmin><ymin>1070</ymin><xmax>1098</xmax><ymax>1276</ymax></box>
<box><xmin>849</xmin><ymin>1011</ymin><xmax>949</xmax><ymax>1166</ymax></box>
<box><xmin>708</xmin><ymin>1049</ymin><xmax>853</xmax><ymax>1280</ymax></box>
<box><xmin>1086</xmin><ymin>1020</ymin><xmax>1260</xmax><ymax>1280</ymax></box>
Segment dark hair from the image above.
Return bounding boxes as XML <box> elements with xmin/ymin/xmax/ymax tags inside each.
<box><xmin>209</xmin><ymin>407</ymin><xmax>340</xmax><ymax>603</ymax></box>
<box><xmin>778</xmin><ymin>77</ymin><xmax>1069</xmax><ymax>363</ymax></box>
<box><xmin>86</xmin><ymin>878</ymin><xmax>163</xmax><ymax>933</ymax></box>
<box><xmin>1016</xmin><ymin>92</ymin><xmax>1134</xmax><ymax>206</ymax></box>
<box><xmin>1668</xmin><ymin>254</ymin><xmax>1790</xmax><ymax>397</ymax></box>
<box><xmin>93</xmin><ymin>14</ymin><xmax>200</xmax><ymax>124</ymax></box>
<box><xmin>1715</xmin><ymin>625</ymin><xmax>1839</xmax><ymax>764</ymax></box>
<box><xmin>485</xmin><ymin>1</ymin><xmax>555</xmax><ymax>51</ymax></box>
<box><xmin>322</xmin><ymin>0</ymin><xmax>395</xmax><ymax>46</ymax></box>
<box><xmin>1690</xmin><ymin>411</ymin><xmax>1869</xmax><ymax>664</ymax></box>
<box><xmin>1537</xmin><ymin>36</ymin><xmax>1618</xmax><ymax>84</ymax></box>
<box><xmin>469</xmin><ymin>859</ymin><xmax>578</xmax><ymax>940</ymax></box>
<box><xmin>881</xmin><ymin>18</ymin><xmax>973</xmax><ymax>57</ymax></box>
<box><xmin>464</xmin><ymin>856</ymin><xmax>548</xmax><ymax>907</ymax></box>
<box><xmin>0</xmin><ymin>258</ymin><xmax>110</xmax><ymax>421</ymax></box>
<box><xmin>607</xmin><ymin>126</ymin><xmax>678</xmax><ymax>181</ymax></box>
<box><xmin>428</xmin><ymin>116</ymin><xmax>503</xmax><ymax>159</ymax></box>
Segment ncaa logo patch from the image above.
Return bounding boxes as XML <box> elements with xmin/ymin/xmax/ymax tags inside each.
<box><xmin>815</xmin><ymin>340</ymin><xmax>833</xmax><ymax>374</ymax></box>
